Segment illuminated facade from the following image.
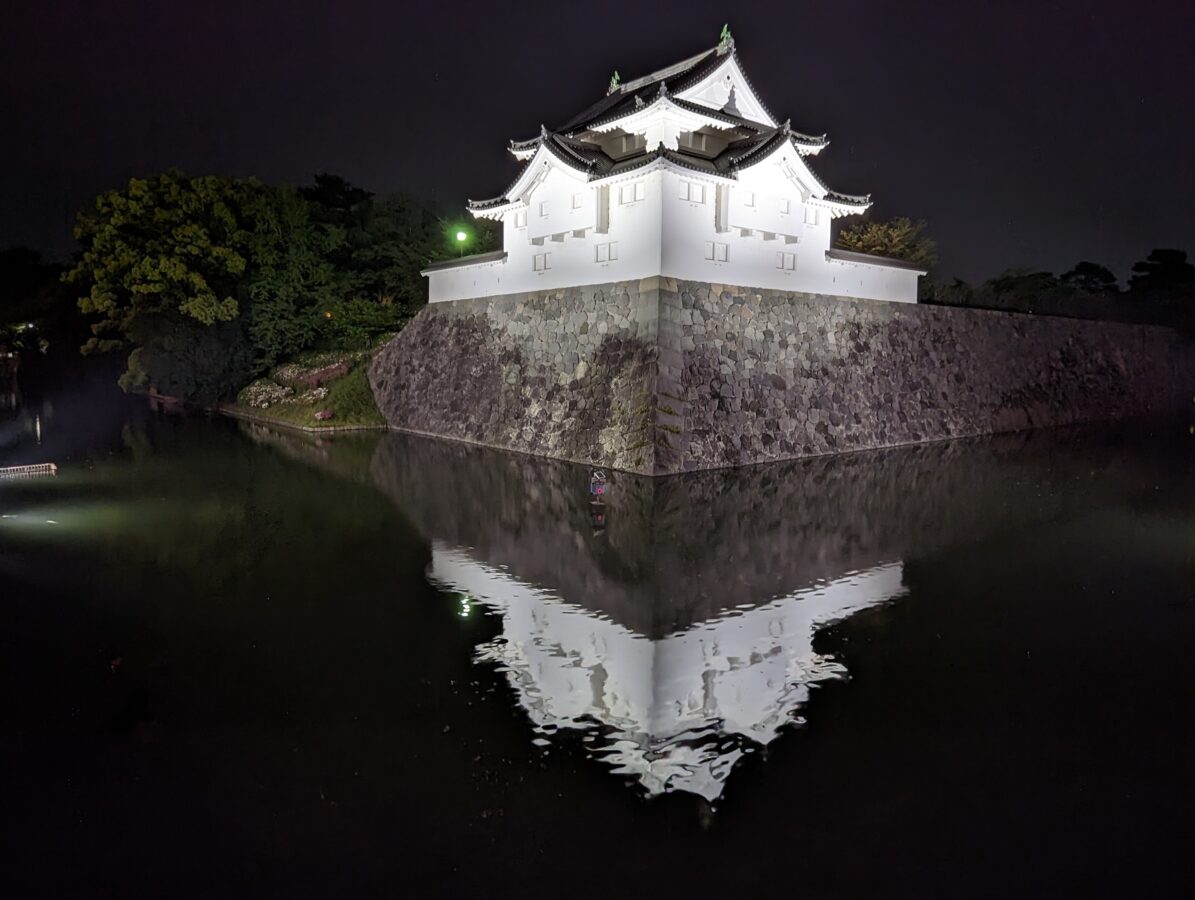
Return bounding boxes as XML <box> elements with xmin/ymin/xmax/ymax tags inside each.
<box><xmin>424</xmin><ymin>29</ymin><xmax>924</xmax><ymax>303</ymax></box>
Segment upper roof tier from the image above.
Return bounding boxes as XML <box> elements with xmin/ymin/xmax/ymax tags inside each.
<box><xmin>468</xmin><ymin>34</ymin><xmax>870</xmax><ymax>216</ymax></box>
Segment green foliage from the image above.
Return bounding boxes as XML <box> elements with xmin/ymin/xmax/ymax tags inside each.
<box><xmin>303</xmin><ymin>175</ymin><xmax>498</xmax><ymax>336</ymax></box>
<box><xmin>65</xmin><ymin>170</ymin><xmax>506</xmax><ymax>405</ymax></box>
<box><xmin>349</xmin><ymin>192</ymin><xmax>445</xmax><ymax>314</ymax></box>
<box><xmin>324</xmin><ymin>364</ymin><xmax>384</xmax><ymax>423</ymax></box>
<box><xmin>243</xmin><ymin>186</ymin><xmax>341</xmax><ymax>367</ymax></box>
<box><xmin>66</xmin><ymin>171</ymin><xmax>340</xmax><ymax>400</ymax></box>
<box><xmin>235</xmin><ymin>360</ymin><xmax>383</xmax><ymax>429</ymax></box>
<box><xmin>68</xmin><ymin>172</ymin><xmax>253</xmax><ymax>341</ymax></box>
<box><xmin>317</xmin><ymin>297</ymin><xmax>409</xmax><ymax>350</ymax></box>
<box><xmin>835</xmin><ymin>217</ymin><xmax>938</xmax><ymax>270</ymax></box>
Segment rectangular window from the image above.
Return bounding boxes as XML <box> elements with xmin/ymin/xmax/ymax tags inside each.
<box><xmin>594</xmin><ymin>241</ymin><xmax>619</xmax><ymax>263</ymax></box>
<box><xmin>679</xmin><ymin>180</ymin><xmax>705</xmax><ymax>203</ymax></box>
<box><xmin>539</xmin><ymin>201</ymin><xmax>549</xmax><ymax>217</ymax></box>
<box><xmin>743</xmin><ymin>191</ymin><xmax>755</xmax><ymax>208</ymax></box>
<box><xmin>704</xmin><ymin>241</ymin><xmax>728</xmax><ymax>262</ymax></box>
<box><xmin>776</xmin><ymin>251</ymin><xmax>796</xmax><ymax>270</ymax></box>
<box><xmin>804</xmin><ymin>207</ymin><xmax>818</xmax><ymax>226</ymax></box>
<box><xmin>572</xmin><ymin>192</ymin><xmax>583</xmax><ymax>209</ymax></box>
<box><xmin>533</xmin><ymin>252</ymin><xmax>551</xmax><ymax>271</ymax></box>
<box><xmin>779</xmin><ymin>199</ymin><xmax>791</xmax><ymax>214</ymax></box>
<box><xmin>514</xmin><ymin>209</ymin><xmax>527</xmax><ymax>228</ymax></box>
<box><xmin>619</xmin><ymin>182</ymin><xmax>645</xmax><ymax>204</ymax></box>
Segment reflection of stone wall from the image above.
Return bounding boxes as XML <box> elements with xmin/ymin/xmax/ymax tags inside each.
<box><xmin>369</xmin><ymin>433</ymin><xmax>660</xmax><ymax>629</ymax></box>
<box><xmin>368</xmin><ymin>424</ymin><xmax>1169</xmax><ymax>636</ymax></box>
<box><xmin>369</xmin><ymin>278</ymin><xmax>1193</xmax><ymax>474</ymax></box>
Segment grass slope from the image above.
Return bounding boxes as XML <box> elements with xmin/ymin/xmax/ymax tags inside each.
<box><xmin>231</xmin><ymin>349</ymin><xmax>385</xmax><ymax>430</ymax></box>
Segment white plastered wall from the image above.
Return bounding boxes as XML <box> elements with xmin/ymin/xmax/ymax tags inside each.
<box><xmin>428</xmin><ymin>158</ymin><xmax>919</xmax><ymax>303</ymax></box>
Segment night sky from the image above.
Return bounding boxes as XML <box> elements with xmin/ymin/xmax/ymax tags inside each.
<box><xmin>2</xmin><ymin>0</ymin><xmax>1192</xmax><ymax>282</ymax></box>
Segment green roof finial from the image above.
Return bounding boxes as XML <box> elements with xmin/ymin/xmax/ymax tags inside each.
<box><xmin>719</xmin><ymin>23</ymin><xmax>733</xmax><ymax>49</ymax></box>
<box><xmin>608</xmin><ymin>70</ymin><xmax>621</xmax><ymax>94</ymax></box>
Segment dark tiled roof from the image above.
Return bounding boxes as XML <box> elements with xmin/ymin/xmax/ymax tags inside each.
<box><xmin>716</xmin><ymin>124</ymin><xmax>828</xmax><ymax>178</ymax></box>
<box><xmin>562</xmin><ymin>40</ymin><xmax>785</xmax><ymax>133</ymax></box>
<box><xmin>660</xmin><ymin>147</ymin><xmax>724</xmax><ymax>175</ymax></box>
<box><xmin>605</xmin><ymin>146</ymin><xmax>667</xmax><ymax>177</ymax></box>
<box><xmin>576</xmin><ymin>90</ymin><xmax>769</xmax><ymax>137</ymax></box>
<box><xmin>471</xmin><ymin>126</ymin><xmax>860</xmax><ymax>211</ymax></box>
<box><xmin>824</xmin><ymin>189</ymin><xmax>871</xmax><ymax>207</ymax></box>
<box><xmin>555</xmin><ymin>46</ymin><xmax>732</xmax><ymax>134</ymax></box>
<box><xmin>472</xmin><ymin>132</ymin><xmax>621</xmax><ymax>210</ymax></box>
<box><xmin>542</xmin><ymin>132</ymin><xmax>613</xmax><ymax>174</ymax></box>
<box><xmin>826</xmin><ymin>248</ymin><xmax>925</xmax><ymax>272</ymax></box>
<box><xmin>467</xmin><ymin>195</ymin><xmax>510</xmax><ymax>210</ymax></box>
<box><xmin>421</xmin><ymin>250</ymin><xmax>509</xmax><ymax>274</ymax></box>
<box><xmin>471</xmin><ymin>43</ymin><xmax>865</xmax><ymax>212</ymax></box>
<box><xmin>667</xmin><ymin>96</ymin><xmax>768</xmax><ymax>133</ymax></box>
<box><xmin>508</xmin><ymin>135</ymin><xmax>541</xmax><ymax>153</ymax></box>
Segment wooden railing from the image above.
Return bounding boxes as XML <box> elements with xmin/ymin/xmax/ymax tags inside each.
<box><xmin>0</xmin><ymin>463</ymin><xmax>57</xmax><ymax>480</ymax></box>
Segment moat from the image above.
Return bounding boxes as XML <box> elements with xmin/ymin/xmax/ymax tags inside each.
<box><xmin>3</xmin><ymin>364</ymin><xmax>1195</xmax><ymax>897</ymax></box>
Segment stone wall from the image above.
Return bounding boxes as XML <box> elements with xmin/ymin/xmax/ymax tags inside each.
<box><xmin>370</xmin><ymin>278</ymin><xmax>1194</xmax><ymax>474</ymax></box>
<box><xmin>369</xmin><ymin>282</ymin><xmax>665</xmax><ymax>475</ymax></box>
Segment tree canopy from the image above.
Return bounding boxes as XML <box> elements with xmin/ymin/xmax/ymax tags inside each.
<box><xmin>921</xmin><ymin>247</ymin><xmax>1194</xmax><ymax>330</ymax></box>
<box><xmin>835</xmin><ymin>217</ymin><xmax>938</xmax><ymax>270</ymax></box>
<box><xmin>65</xmin><ymin>171</ymin><xmax>341</xmax><ymax>400</ymax></box>
<box><xmin>1059</xmin><ymin>261</ymin><xmax>1118</xmax><ymax>294</ymax></box>
<box><xmin>1128</xmin><ymin>248</ymin><xmax>1195</xmax><ymax>298</ymax></box>
<box><xmin>65</xmin><ymin>171</ymin><xmax>497</xmax><ymax>404</ymax></box>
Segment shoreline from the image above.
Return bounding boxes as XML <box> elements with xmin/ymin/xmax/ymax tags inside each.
<box><xmin>215</xmin><ymin>403</ymin><xmax>388</xmax><ymax>435</ymax></box>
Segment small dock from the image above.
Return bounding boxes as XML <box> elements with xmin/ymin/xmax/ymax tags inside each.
<box><xmin>0</xmin><ymin>463</ymin><xmax>58</xmax><ymax>480</ymax></box>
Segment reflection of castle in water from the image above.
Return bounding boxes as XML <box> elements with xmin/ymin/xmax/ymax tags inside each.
<box><xmin>366</xmin><ymin>427</ymin><xmax>1106</xmax><ymax>800</ymax></box>
<box><xmin>432</xmin><ymin>545</ymin><xmax>903</xmax><ymax>799</ymax></box>
<box><xmin>241</xmin><ymin>421</ymin><xmax>1163</xmax><ymax>799</ymax></box>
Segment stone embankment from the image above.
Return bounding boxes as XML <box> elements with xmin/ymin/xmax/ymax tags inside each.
<box><xmin>369</xmin><ymin>278</ymin><xmax>1194</xmax><ymax>474</ymax></box>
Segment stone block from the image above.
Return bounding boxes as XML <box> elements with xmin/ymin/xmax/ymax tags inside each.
<box><xmin>368</xmin><ymin>280</ymin><xmax>1195</xmax><ymax>476</ymax></box>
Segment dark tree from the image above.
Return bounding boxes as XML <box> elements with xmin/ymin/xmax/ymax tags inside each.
<box><xmin>1060</xmin><ymin>261</ymin><xmax>1118</xmax><ymax>294</ymax></box>
<box><xmin>300</xmin><ymin>172</ymin><xmax>374</xmax><ymax>228</ymax></box>
<box><xmin>0</xmin><ymin>246</ymin><xmax>78</xmax><ymax>352</ymax></box>
<box><xmin>1129</xmin><ymin>248</ymin><xmax>1195</xmax><ymax>297</ymax></box>
<box><xmin>986</xmin><ymin>269</ymin><xmax>1060</xmax><ymax>307</ymax></box>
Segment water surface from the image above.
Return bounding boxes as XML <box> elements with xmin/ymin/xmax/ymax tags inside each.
<box><xmin>3</xmin><ymin>363</ymin><xmax>1194</xmax><ymax>897</ymax></box>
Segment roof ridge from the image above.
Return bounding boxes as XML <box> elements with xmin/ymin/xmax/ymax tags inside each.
<box><xmin>617</xmin><ymin>45</ymin><xmax>719</xmax><ymax>94</ymax></box>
